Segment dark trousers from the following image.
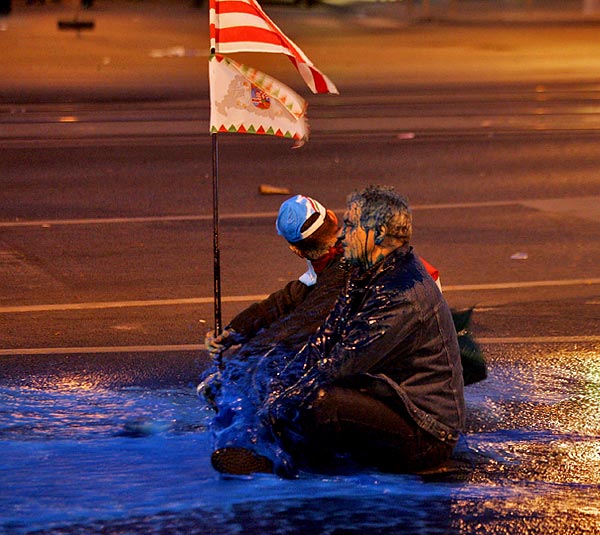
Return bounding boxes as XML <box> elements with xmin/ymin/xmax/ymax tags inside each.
<box><xmin>290</xmin><ymin>386</ymin><xmax>454</xmax><ymax>474</ymax></box>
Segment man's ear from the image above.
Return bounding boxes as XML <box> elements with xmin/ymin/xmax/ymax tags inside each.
<box><xmin>374</xmin><ymin>225</ymin><xmax>387</xmax><ymax>245</ymax></box>
<box><xmin>289</xmin><ymin>244</ymin><xmax>305</xmax><ymax>258</ymax></box>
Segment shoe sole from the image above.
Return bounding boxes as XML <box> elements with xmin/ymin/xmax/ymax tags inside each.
<box><xmin>211</xmin><ymin>447</ymin><xmax>274</xmax><ymax>475</ymax></box>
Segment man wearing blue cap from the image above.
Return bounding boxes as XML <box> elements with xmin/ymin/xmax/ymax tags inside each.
<box><xmin>202</xmin><ymin>194</ymin><xmax>349</xmax><ymax>477</ymax></box>
<box><xmin>204</xmin><ymin>194</ymin><xmax>345</xmax><ymax>357</ymax></box>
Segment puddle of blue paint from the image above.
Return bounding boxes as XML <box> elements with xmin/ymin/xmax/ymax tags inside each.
<box><xmin>1</xmin><ymin>344</ymin><xmax>599</xmax><ymax>534</ymax></box>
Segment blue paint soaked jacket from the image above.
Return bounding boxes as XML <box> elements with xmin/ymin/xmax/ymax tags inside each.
<box><xmin>264</xmin><ymin>245</ymin><xmax>466</xmax><ymax>446</ymax></box>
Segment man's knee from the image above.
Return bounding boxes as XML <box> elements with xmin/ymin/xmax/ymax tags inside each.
<box><xmin>306</xmin><ymin>386</ymin><xmax>347</xmax><ymax>427</ymax></box>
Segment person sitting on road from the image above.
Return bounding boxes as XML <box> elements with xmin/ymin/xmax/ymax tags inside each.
<box><xmin>209</xmin><ymin>186</ymin><xmax>466</xmax><ymax>477</ymax></box>
<box><xmin>204</xmin><ymin>194</ymin><xmax>346</xmax><ymax>362</ymax></box>
<box><xmin>204</xmin><ymin>194</ymin><xmax>442</xmax><ymax>360</ymax></box>
<box><xmin>200</xmin><ymin>195</ymin><xmax>349</xmax><ymax>476</ymax></box>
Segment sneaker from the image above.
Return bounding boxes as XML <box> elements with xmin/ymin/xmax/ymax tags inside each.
<box><xmin>211</xmin><ymin>447</ymin><xmax>274</xmax><ymax>476</ymax></box>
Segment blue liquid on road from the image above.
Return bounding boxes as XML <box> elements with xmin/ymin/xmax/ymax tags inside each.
<box><xmin>1</xmin><ymin>344</ymin><xmax>600</xmax><ymax>534</ymax></box>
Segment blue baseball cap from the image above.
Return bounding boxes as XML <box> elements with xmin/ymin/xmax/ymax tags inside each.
<box><xmin>276</xmin><ymin>195</ymin><xmax>327</xmax><ymax>243</ymax></box>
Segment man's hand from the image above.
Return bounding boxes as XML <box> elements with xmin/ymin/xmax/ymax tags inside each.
<box><xmin>204</xmin><ymin>328</ymin><xmax>239</xmax><ymax>354</ymax></box>
<box><xmin>196</xmin><ymin>370</ymin><xmax>222</xmax><ymax>409</ymax></box>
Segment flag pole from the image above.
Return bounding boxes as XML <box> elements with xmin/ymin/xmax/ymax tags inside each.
<box><xmin>211</xmin><ymin>130</ymin><xmax>222</xmax><ymax>339</ymax></box>
<box><xmin>209</xmin><ymin>0</ymin><xmax>224</xmax><ymax>359</ymax></box>
<box><xmin>209</xmin><ymin>39</ymin><xmax>223</xmax><ymax>347</ymax></box>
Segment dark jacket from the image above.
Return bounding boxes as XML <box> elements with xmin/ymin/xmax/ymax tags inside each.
<box><xmin>265</xmin><ymin>245</ymin><xmax>466</xmax><ymax>445</ymax></box>
<box><xmin>228</xmin><ymin>252</ymin><xmax>349</xmax><ymax>359</ymax></box>
<box><xmin>227</xmin><ymin>279</ymin><xmax>311</xmax><ymax>342</ymax></box>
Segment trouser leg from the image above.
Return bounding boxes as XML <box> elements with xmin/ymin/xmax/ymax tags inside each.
<box><xmin>295</xmin><ymin>386</ymin><xmax>454</xmax><ymax>473</ymax></box>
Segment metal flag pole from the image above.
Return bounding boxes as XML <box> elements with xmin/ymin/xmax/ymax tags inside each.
<box><xmin>209</xmin><ymin>40</ymin><xmax>223</xmax><ymax>347</ymax></box>
<box><xmin>211</xmin><ymin>130</ymin><xmax>222</xmax><ymax>339</ymax></box>
<box><xmin>208</xmin><ymin>0</ymin><xmax>225</xmax><ymax>362</ymax></box>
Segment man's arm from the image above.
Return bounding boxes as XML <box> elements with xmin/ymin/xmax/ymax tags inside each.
<box><xmin>229</xmin><ymin>279</ymin><xmax>312</xmax><ymax>336</ymax></box>
<box><xmin>205</xmin><ymin>279</ymin><xmax>312</xmax><ymax>353</ymax></box>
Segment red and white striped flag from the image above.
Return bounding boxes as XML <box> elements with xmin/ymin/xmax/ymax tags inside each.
<box><xmin>209</xmin><ymin>0</ymin><xmax>338</xmax><ymax>95</ymax></box>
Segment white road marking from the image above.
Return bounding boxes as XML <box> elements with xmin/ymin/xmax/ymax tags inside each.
<box><xmin>0</xmin><ymin>278</ymin><xmax>599</xmax><ymax>314</ymax></box>
<box><xmin>0</xmin><ymin>345</ymin><xmax>204</xmax><ymax>355</ymax></box>
<box><xmin>1</xmin><ymin>336</ymin><xmax>599</xmax><ymax>356</ymax></box>
<box><xmin>0</xmin><ymin>199</ymin><xmax>555</xmax><ymax>229</ymax></box>
<box><xmin>0</xmin><ymin>295</ymin><xmax>270</xmax><ymax>314</ymax></box>
<box><xmin>0</xmin><ymin>212</ymin><xmax>277</xmax><ymax>228</ymax></box>
<box><xmin>521</xmin><ymin>196</ymin><xmax>600</xmax><ymax>223</ymax></box>
<box><xmin>1</xmin><ymin>195</ymin><xmax>598</xmax><ymax>228</ymax></box>
<box><xmin>477</xmin><ymin>336</ymin><xmax>600</xmax><ymax>344</ymax></box>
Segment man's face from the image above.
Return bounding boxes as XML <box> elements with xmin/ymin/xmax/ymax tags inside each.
<box><xmin>341</xmin><ymin>202</ymin><xmax>376</xmax><ymax>267</ymax></box>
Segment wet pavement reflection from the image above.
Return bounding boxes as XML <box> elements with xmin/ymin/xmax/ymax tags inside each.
<box><xmin>456</xmin><ymin>343</ymin><xmax>600</xmax><ymax>534</ymax></box>
<box><xmin>0</xmin><ymin>342</ymin><xmax>599</xmax><ymax>534</ymax></box>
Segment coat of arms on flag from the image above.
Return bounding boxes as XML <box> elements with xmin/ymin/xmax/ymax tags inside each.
<box><xmin>209</xmin><ymin>54</ymin><xmax>309</xmax><ymax>144</ymax></box>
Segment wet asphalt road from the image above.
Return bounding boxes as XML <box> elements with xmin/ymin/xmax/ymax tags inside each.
<box><xmin>1</xmin><ymin>109</ymin><xmax>600</xmax><ymax>353</ymax></box>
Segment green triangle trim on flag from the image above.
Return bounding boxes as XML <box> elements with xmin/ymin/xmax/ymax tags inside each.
<box><xmin>210</xmin><ymin>123</ymin><xmax>306</xmax><ymax>142</ymax></box>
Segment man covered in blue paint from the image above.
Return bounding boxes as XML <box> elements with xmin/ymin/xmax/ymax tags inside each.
<box><xmin>208</xmin><ymin>186</ymin><xmax>466</xmax><ymax>477</ymax></box>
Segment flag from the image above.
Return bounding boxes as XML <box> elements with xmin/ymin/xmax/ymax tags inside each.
<box><xmin>209</xmin><ymin>0</ymin><xmax>338</xmax><ymax>95</ymax></box>
<box><xmin>209</xmin><ymin>54</ymin><xmax>309</xmax><ymax>145</ymax></box>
